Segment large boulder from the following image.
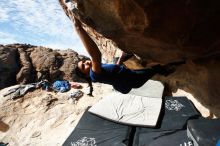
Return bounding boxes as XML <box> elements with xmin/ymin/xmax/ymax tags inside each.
<box><xmin>61</xmin><ymin>0</ymin><xmax>220</xmax><ymax>63</ymax></box>
<box><xmin>60</xmin><ymin>0</ymin><xmax>220</xmax><ymax>116</ymax></box>
<box><xmin>0</xmin><ymin>44</ymin><xmax>83</xmax><ymax>89</ymax></box>
<box><xmin>0</xmin><ymin>45</ymin><xmax>19</xmax><ymax>88</ymax></box>
<box><xmin>16</xmin><ymin>47</ymin><xmax>33</xmax><ymax>84</ymax></box>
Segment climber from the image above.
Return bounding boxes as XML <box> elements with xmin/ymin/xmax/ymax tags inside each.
<box><xmin>74</xmin><ymin>17</ymin><xmax>175</xmax><ymax>94</ymax></box>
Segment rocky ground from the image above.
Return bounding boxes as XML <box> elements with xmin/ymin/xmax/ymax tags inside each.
<box><xmin>0</xmin><ymin>81</ymin><xmax>212</xmax><ymax>146</ymax></box>
<box><xmin>0</xmin><ymin>83</ymin><xmax>113</xmax><ymax>146</ymax></box>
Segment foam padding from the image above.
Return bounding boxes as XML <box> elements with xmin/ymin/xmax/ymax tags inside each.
<box><xmin>187</xmin><ymin>118</ymin><xmax>220</xmax><ymax>146</ymax></box>
<box><xmin>63</xmin><ymin>108</ymin><xmax>131</xmax><ymax>146</ymax></box>
<box><xmin>133</xmin><ymin>96</ymin><xmax>200</xmax><ymax>146</ymax></box>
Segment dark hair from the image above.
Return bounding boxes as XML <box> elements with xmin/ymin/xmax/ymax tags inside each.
<box><xmin>75</xmin><ymin>66</ymin><xmax>93</xmax><ymax>96</ymax></box>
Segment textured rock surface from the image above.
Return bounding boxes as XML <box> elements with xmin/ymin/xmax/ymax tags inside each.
<box><xmin>0</xmin><ymin>44</ymin><xmax>85</xmax><ymax>89</ymax></box>
<box><xmin>0</xmin><ymin>45</ymin><xmax>19</xmax><ymax>89</ymax></box>
<box><xmin>0</xmin><ymin>83</ymin><xmax>114</xmax><ymax>146</ymax></box>
<box><xmin>61</xmin><ymin>0</ymin><xmax>220</xmax><ymax>63</ymax></box>
<box><xmin>60</xmin><ymin>0</ymin><xmax>220</xmax><ymax>116</ymax></box>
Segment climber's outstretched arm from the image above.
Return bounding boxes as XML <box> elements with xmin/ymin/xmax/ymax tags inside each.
<box><xmin>74</xmin><ymin>18</ymin><xmax>101</xmax><ymax>73</ymax></box>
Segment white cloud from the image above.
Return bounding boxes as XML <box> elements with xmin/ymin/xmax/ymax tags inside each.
<box><xmin>45</xmin><ymin>43</ymin><xmax>85</xmax><ymax>53</ymax></box>
<box><xmin>0</xmin><ymin>0</ymin><xmax>75</xmax><ymax>36</ymax></box>
<box><xmin>0</xmin><ymin>0</ymin><xmax>85</xmax><ymax>54</ymax></box>
<box><xmin>0</xmin><ymin>9</ymin><xmax>9</xmax><ymax>21</ymax></box>
<box><xmin>0</xmin><ymin>31</ymin><xmax>18</xmax><ymax>44</ymax></box>
<box><xmin>44</xmin><ymin>39</ymin><xmax>88</xmax><ymax>56</ymax></box>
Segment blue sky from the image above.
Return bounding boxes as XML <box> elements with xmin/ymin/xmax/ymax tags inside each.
<box><xmin>0</xmin><ymin>0</ymin><xmax>87</xmax><ymax>55</ymax></box>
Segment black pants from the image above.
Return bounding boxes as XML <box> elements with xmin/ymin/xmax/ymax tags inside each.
<box><xmin>113</xmin><ymin>67</ymin><xmax>159</xmax><ymax>94</ymax></box>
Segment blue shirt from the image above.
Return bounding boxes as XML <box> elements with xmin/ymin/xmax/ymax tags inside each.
<box><xmin>90</xmin><ymin>64</ymin><xmax>151</xmax><ymax>94</ymax></box>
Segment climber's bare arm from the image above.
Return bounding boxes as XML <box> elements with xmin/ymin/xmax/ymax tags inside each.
<box><xmin>74</xmin><ymin>18</ymin><xmax>101</xmax><ymax>73</ymax></box>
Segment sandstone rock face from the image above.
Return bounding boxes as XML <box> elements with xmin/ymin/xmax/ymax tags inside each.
<box><xmin>0</xmin><ymin>45</ymin><xmax>19</xmax><ymax>89</ymax></box>
<box><xmin>0</xmin><ymin>44</ymin><xmax>82</xmax><ymax>89</ymax></box>
<box><xmin>16</xmin><ymin>47</ymin><xmax>33</xmax><ymax>84</ymax></box>
<box><xmin>61</xmin><ymin>0</ymin><xmax>220</xmax><ymax>63</ymax></box>
<box><xmin>60</xmin><ymin>0</ymin><xmax>220</xmax><ymax>116</ymax></box>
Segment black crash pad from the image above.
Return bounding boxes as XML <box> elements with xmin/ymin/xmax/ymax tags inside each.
<box><xmin>62</xmin><ymin>108</ymin><xmax>132</xmax><ymax>146</ymax></box>
<box><xmin>135</xmin><ymin>130</ymin><xmax>193</xmax><ymax>146</ymax></box>
<box><xmin>133</xmin><ymin>96</ymin><xmax>200</xmax><ymax>146</ymax></box>
<box><xmin>187</xmin><ymin>118</ymin><xmax>220</xmax><ymax>146</ymax></box>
